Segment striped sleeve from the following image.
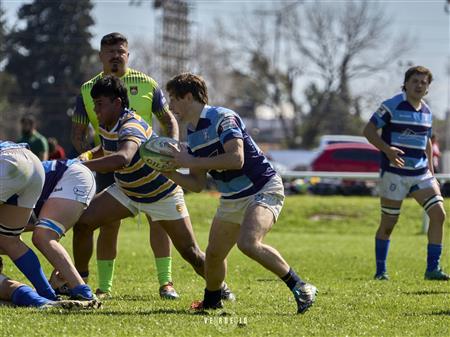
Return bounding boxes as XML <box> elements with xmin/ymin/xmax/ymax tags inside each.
<box><xmin>218</xmin><ymin>114</ymin><xmax>243</xmax><ymax>145</ymax></box>
<box><xmin>369</xmin><ymin>104</ymin><xmax>391</xmax><ymax>129</ymax></box>
<box><xmin>72</xmin><ymin>94</ymin><xmax>90</xmax><ymax>125</ymax></box>
<box><xmin>118</xmin><ymin>119</ymin><xmax>149</xmax><ymax>146</ymax></box>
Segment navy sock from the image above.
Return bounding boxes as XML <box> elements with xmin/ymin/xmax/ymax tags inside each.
<box><xmin>11</xmin><ymin>285</ymin><xmax>51</xmax><ymax>307</ymax></box>
<box><xmin>203</xmin><ymin>288</ymin><xmax>222</xmax><ymax>308</ymax></box>
<box><xmin>70</xmin><ymin>284</ymin><xmax>93</xmax><ymax>300</ymax></box>
<box><xmin>427</xmin><ymin>243</ymin><xmax>442</xmax><ymax>272</ymax></box>
<box><xmin>281</xmin><ymin>268</ymin><xmax>303</xmax><ymax>290</ymax></box>
<box><xmin>79</xmin><ymin>271</ymin><xmax>89</xmax><ymax>279</ymax></box>
<box><xmin>13</xmin><ymin>249</ymin><xmax>57</xmax><ymax>300</ymax></box>
<box><xmin>375</xmin><ymin>238</ymin><xmax>390</xmax><ymax>275</ymax></box>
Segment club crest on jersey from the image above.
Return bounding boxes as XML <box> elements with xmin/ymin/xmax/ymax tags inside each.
<box><xmin>130</xmin><ymin>86</ymin><xmax>138</xmax><ymax>95</ymax></box>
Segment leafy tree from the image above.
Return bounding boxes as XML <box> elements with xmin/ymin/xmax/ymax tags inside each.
<box><xmin>5</xmin><ymin>0</ymin><xmax>96</xmax><ymax>147</ymax></box>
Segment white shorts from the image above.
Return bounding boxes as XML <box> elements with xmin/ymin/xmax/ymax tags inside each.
<box><xmin>379</xmin><ymin>170</ymin><xmax>436</xmax><ymax>201</ymax></box>
<box><xmin>106</xmin><ymin>184</ymin><xmax>189</xmax><ymax>221</ymax></box>
<box><xmin>0</xmin><ymin>148</ymin><xmax>44</xmax><ymax>208</ymax></box>
<box><xmin>215</xmin><ymin>174</ymin><xmax>285</xmax><ymax>224</ymax></box>
<box><xmin>48</xmin><ymin>163</ymin><xmax>96</xmax><ymax>206</ymax></box>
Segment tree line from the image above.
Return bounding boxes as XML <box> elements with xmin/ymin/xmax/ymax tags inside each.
<box><xmin>1</xmin><ymin>0</ymin><xmax>439</xmax><ymax>150</ymax></box>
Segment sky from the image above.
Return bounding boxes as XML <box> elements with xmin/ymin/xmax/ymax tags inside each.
<box><xmin>2</xmin><ymin>0</ymin><xmax>450</xmax><ymax>119</ymax></box>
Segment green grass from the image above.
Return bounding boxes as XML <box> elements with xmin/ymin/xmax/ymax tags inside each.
<box><xmin>1</xmin><ymin>193</ymin><xmax>450</xmax><ymax>337</ymax></box>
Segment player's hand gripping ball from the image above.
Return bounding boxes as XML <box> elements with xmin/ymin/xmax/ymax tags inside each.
<box><xmin>139</xmin><ymin>136</ymin><xmax>180</xmax><ymax>172</ymax></box>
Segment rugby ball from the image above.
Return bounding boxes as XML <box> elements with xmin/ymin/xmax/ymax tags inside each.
<box><xmin>139</xmin><ymin>136</ymin><xmax>179</xmax><ymax>172</ymax></box>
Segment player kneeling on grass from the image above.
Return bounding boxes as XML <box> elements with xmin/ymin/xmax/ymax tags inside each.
<box><xmin>363</xmin><ymin>65</ymin><xmax>448</xmax><ymax>281</ymax></box>
<box><xmin>29</xmin><ymin>159</ymin><xmax>98</xmax><ymax>302</ymax></box>
<box><xmin>164</xmin><ymin>73</ymin><xmax>317</xmax><ymax>314</ymax></box>
<box><xmin>73</xmin><ymin>75</ymin><xmax>234</xmax><ymax>301</ymax></box>
<box><xmin>0</xmin><ymin>256</ymin><xmax>99</xmax><ymax>309</ymax></box>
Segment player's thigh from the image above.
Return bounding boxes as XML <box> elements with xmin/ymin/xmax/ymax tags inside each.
<box><xmin>206</xmin><ymin>217</ymin><xmax>240</xmax><ymax>259</ymax></box>
<box><xmin>38</xmin><ymin>198</ymin><xmax>86</xmax><ymax>231</ymax></box>
<box><xmin>0</xmin><ymin>204</ymin><xmax>33</xmax><ymax>229</ymax></box>
<box><xmin>78</xmin><ymin>190</ymin><xmax>132</xmax><ymax>230</ymax></box>
<box><xmin>150</xmin><ymin>216</ymin><xmax>196</xmax><ymax>249</ymax></box>
<box><xmin>240</xmin><ymin>204</ymin><xmax>276</xmax><ymax>243</ymax></box>
<box><xmin>410</xmin><ymin>183</ymin><xmax>445</xmax><ymax>217</ymax></box>
<box><xmin>379</xmin><ymin>197</ymin><xmax>403</xmax><ymax>225</ymax></box>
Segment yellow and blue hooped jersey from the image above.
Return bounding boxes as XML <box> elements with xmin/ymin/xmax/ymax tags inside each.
<box><xmin>369</xmin><ymin>92</ymin><xmax>432</xmax><ymax>176</ymax></box>
<box><xmin>73</xmin><ymin>68</ymin><xmax>170</xmax><ymax>146</ymax></box>
<box><xmin>99</xmin><ymin>109</ymin><xmax>177</xmax><ymax>203</ymax></box>
<box><xmin>187</xmin><ymin>105</ymin><xmax>276</xmax><ymax>199</ymax></box>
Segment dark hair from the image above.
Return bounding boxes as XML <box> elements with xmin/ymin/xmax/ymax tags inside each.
<box><xmin>100</xmin><ymin>32</ymin><xmax>128</xmax><ymax>47</ymax></box>
<box><xmin>20</xmin><ymin>113</ymin><xmax>36</xmax><ymax>125</ymax></box>
<box><xmin>402</xmin><ymin>65</ymin><xmax>433</xmax><ymax>90</ymax></box>
<box><xmin>166</xmin><ymin>73</ymin><xmax>208</xmax><ymax>105</ymax></box>
<box><xmin>91</xmin><ymin>75</ymin><xmax>129</xmax><ymax>109</ymax></box>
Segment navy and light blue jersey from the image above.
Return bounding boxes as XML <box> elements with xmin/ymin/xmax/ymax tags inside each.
<box><xmin>187</xmin><ymin>105</ymin><xmax>276</xmax><ymax>199</ymax></box>
<box><xmin>0</xmin><ymin>141</ymin><xmax>28</xmax><ymax>151</ymax></box>
<box><xmin>369</xmin><ymin>92</ymin><xmax>432</xmax><ymax>176</ymax></box>
<box><xmin>99</xmin><ymin>109</ymin><xmax>177</xmax><ymax>203</ymax></box>
<box><xmin>34</xmin><ymin>159</ymin><xmax>79</xmax><ymax>216</ymax></box>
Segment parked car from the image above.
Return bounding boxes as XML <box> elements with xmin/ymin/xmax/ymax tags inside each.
<box><xmin>309</xmin><ymin>143</ymin><xmax>380</xmax><ymax>195</ymax></box>
<box><xmin>310</xmin><ymin>142</ymin><xmax>380</xmax><ymax>172</ymax></box>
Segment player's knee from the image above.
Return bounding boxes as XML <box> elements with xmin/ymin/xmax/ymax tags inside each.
<box><xmin>236</xmin><ymin>238</ymin><xmax>258</xmax><ymax>257</ymax></box>
<box><xmin>206</xmin><ymin>245</ymin><xmax>226</xmax><ymax>262</ymax></box>
<box><xmin>180</xmin><ymin>244</ymin><xmax>204</xmax><ymax>267</ymax></box>
<box><xmin>31</xmin><ymin>228</ymin><xmax>51</xmax><ymax>248</ymax></box>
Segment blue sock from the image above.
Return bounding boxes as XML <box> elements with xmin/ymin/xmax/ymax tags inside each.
<box><xmin>11</xmin><ymin>285</ymin><xmax>51</xmax><ymax>307</ymax></box>
<box><xmin>70</xmin><ymin>284</ymin><xmax>93</xmax><ymax>300</ymax></box>
<box><xmin>375</xmin><ymin>238</ymin><xmax>390</xmax><ymax>275</ymax></box>
<box><xmin>13</xmin><ymin>249</ymin><xmax>57</xmax><ymax>300</ymax></box>
<box><xmin>281</xmin><ymin>268</ymin><xmax>303</xmax><ymax>290</ymax></box>
<box><xmin>427</xmin><ymin>243</ymin><xmax>442</xmax><ymax>272</ymax></box>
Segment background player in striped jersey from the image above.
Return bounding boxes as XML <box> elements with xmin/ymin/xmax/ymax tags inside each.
<box><xmin>29</xmin><ymin>159</ymin><xmax>97</xmax><ymax>301</ymax></box>
<box><xmin>164</xmin><ymin>73</ymin><xmax>317</xmax><ymax>314</ymax></box>
<box><xmin>74</xmin><ymin>76</ymin><xmax>233</xmax><ymax>301</ymax></box>
<box><xmin>71</xmin><ymin>32</ymin><xmax>179</xmax><ymax>299</ymax></box>
<box><xmin>363</xmin><ymin>66</ymin><xmax>448</xmax><ymax>281</ymax></box>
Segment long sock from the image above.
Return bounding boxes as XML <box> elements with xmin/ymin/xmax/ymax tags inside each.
<box><xmin>13</xmin><ymin>249</ymin><xmax>57</xmax><ymax>300</ymax></box>
<box><xmin>427</xmin><ymin>243</ymin><xmax>442</xmax><ymax>272</ymax></box>
<box><xmin>97</xmin><ymin>259</ymin><xmax>115</xmax><ymax>292</ymax></box>
<box><xmin>375</xmin><ymin>238</ymin><xmax>390</xmax><ymax>275</ymax></box>
<box><xmin>281</xmin><ymin>267</ymin><xmax>303</xmax><ymax>290</ymax></box>
<box><xmin>155</xmin><ymin>257</ymin><xmax>172</xmax><ymax>286</ymax></box>
<box><xmin>11</xmin><ymin>285</ymin><xmax>51</xmax><ymax>307</ymax></box>
<box><xmin>203</xmin><ymin>288</ymin><xmax>222</xmax><ymax>308</ymax></box>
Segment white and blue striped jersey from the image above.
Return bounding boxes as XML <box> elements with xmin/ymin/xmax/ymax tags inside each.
<box><xmin>369</xmin><ymin>92</ymin><xmax>432</xmax><ymax>176</ymax></box>
<box><xmin>187</xmin><ymin>105</ymin><xmax>276</xmax><ymax>199</ymax></box>
<box><xmin>0</xmin><ymin>141</ymin><xmax>28</xmax><ymax>151</ymax></box>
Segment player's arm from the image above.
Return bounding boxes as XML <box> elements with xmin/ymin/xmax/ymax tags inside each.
<box><xmin>163</xmin><ymin>168</ymin><xmax>209</xmax><ymax>193</ymax></box>
<box><xmin>363</xmin><ymin>120</ymin><xmax>405</xmax><ymax>168</ymax></box>
<box><xmin>82</xmin><ymin>140</ymin><xmax>138</xmax><ymax>173</ymax></box>
<box><xmin>78</xmin><ymin>145</ymin><xmax>104</xmax><ymax>161</ymax></box>
<box><xmin>171</xmin><ymin>139</ymin><xmax>244</xmax><ymax>171</ymax></box>
<box><xmin>36</xmin><ymin>139</ymin><xmax>48</xmax><ymax>161</ymax></box>
<box><xmin>153</xmin><ymin>87</ymin><xmax>179</xmax><ymax>140</ymax></box>
<box><xmin>426</xmin><ymin>137</ymin><xmax>434</xmax><ymax>174</ymax></box>
<box><xmin>71</xmin><ymin>95</ymin><xmax>92</xmax><ymax>154</ymax></box>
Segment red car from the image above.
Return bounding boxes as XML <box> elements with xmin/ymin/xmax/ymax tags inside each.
<box><xmin>310</xmin><ymin>143</ymin><xmax>380</xmax><ymax>172</ymax></box>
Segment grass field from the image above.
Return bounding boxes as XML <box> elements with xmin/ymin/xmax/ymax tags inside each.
<box><xmin>1</xmin><ymin>193</ymin><xmax>450</xmax><ymax>337</ymax></box>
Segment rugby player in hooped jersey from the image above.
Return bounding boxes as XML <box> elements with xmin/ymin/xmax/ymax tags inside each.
<box><xmin>74</xmin><ymin>75</ymin><xmax>234</xmax><ymax>300</ymax></box>
<box><xmin>363</xmin><ymin>66</ymin><xmax>448</xmax><ymax>281</ymax></box>
<box><xmin>164</xmin><ymin>73</ymin><xmax>317</xmax><ymax>314</ymax></box>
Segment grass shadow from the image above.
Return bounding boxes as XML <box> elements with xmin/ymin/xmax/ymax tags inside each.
<box><xmin>44</xmin><ymin>308</ymin><xmax>190</xmax><ymax>316</ymax></box>
<box><xmin>403</xmin><ymin>290</ymin><xmax>450</xmax><ymax>296</ymax></box>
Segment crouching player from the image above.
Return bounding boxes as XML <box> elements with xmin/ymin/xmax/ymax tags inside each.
<box><xmin>30</xmin><ymin>159</ymin><xmax>98</xmax><ymax>301</ymax></box>
<box><xmin>0</xmin><ymin>140</ymin><xmax>57</xmax><ymax>301</ymax></box>
<box><xmin>0</xmin><ymin>256</ymin><xmax>99</xmax><ymax>309</ymax></box>
<box><xmin>73</xmin><ymin>75</ymin><xmax>234</xmax><ymax>300</ymax></box>
<box><xmin>164</xmin><ymin>73</ymin><xmax>317</xmax><ymax>314</ymax></box>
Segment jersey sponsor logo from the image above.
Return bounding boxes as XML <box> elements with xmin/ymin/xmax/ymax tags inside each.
<box><xmin>220</xmin><ymin>117</ymin><xmax>239</xmax><ymax>132</ymax></box>
<box><xmin>130</xmin><ymin>86</ymin><xmax>138</xmax><ymax>95</ymax></box>
<box><xmin>375</xmin><ymin>105</ymin><xmax>388</xmax><ymax>118</ymax></box>
<box><xmin>390</xmin><ymin>183</ymin><xmax>397</xmax><ymax>191</ymax></box>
